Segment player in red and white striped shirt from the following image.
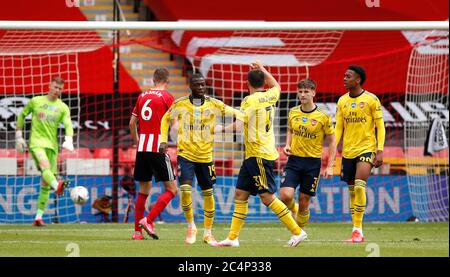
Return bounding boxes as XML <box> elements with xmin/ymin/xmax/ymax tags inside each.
<box><xmin>129</xmin><ymin>68</ymin><xmax>178</xmax><ymax>240</ymax></box>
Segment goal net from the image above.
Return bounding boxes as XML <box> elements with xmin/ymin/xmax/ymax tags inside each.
<box><xmin>0</xmin><ymin>25</ymin><xmax>448</xmax><ymax>224</ymax></box>
<box><xmin>0</xmin><ymin>30</ymin><xmax>106</xmax><ymax>223</ymax></box>
<box><xmin>404</xmin><ymin>30</ymin><xmax>449</xmax><ymax>222</ymax></box>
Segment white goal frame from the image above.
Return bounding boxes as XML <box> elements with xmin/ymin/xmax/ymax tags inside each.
<box><xmin>0</xmin><ymin>20</ymin><xmax>448</xmax><ymax>31</ymax></box>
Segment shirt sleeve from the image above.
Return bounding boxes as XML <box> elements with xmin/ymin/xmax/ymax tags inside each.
<box><xmin>238</xmin><ymin>98</ymin><xmax>249</xmax><ymax>123</ymax></box>
<box><xmin>288</xmin><ymin>110</ymin><xmax>293</xmax><ymax>129</ymax></box>
<box><xmin>334</xmin><ymin>99</ymin><xmax>344</xmax><ymax>145</ymax></box>
<box><xmin>62</xmin><ymin>104</ymin><xmax>74</xmax><ymax>137</ymax></box>
<box><xmin>219</xmin><ymin>101</ymin><xmax>243</xmax><ymax>121</ymax></box>
<box><xmin>266</xmin><ymin>86</ymin><xmax>280</xmax><ymax>105</ymax></box>
<box><xmin>131</xmin><ymin>95</ymin><xmax>139</xmax><ymax>117</ymax></box>
<box><xmin>371</xmin><ymin>97</ymin><xmax>383</xmax><ymax>120</ymax></box>
<box><xmin>16</xmin><ymin>98</ymin><xmax>34</xmax><ymax>129</ymax></box>
<box><xmin>375</xmin><ymin>118</ymin><xmax>385</xmax><ymax>151</ymax></box>
<box><xmin>160</xmin><ymin>111</ymin><xmax>171</xmax><ymax>143</ymax></box>
<box><xmin>324</xmin><ymin>114</ymin><xmax>335</xmax><ymax>135</ymax></box>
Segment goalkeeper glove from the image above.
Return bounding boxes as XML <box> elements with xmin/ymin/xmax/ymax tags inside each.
<box><xmin>15</xmin><ymin>130</ymin><xmax>27</xmax><ymax>153</ymax></box>
<box><xmin>62</xmin><ymin>136</ymin><xmax>74</xmax><ymax>152</ymax></box>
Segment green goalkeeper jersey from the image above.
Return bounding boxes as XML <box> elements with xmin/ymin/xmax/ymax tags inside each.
<box><xmin>16</xmin><ymin>95</ymin><xmax>73</xmax><ymax>153</ymax></box>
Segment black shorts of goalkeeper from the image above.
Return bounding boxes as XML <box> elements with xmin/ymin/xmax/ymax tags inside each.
<box><xmin>236</xmin><ymin>157</ymin><xmax>277</xmax><ymax>196</ymax></box>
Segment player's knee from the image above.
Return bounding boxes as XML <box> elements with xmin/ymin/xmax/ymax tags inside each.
<box><xmin>234</xmin><ymin>189</ymin><xmax>246</xmax><ymax>199</ymax></box>
<box><xmin>279</xmin><ymin>190</ymin><xmax>291</xmax><ymax>204</ymax></box>
<box><xmin>39</xmin><ymin>160</ymin><xmax>50</xmax><ymax>170</ymax></box>
<box><xmin>139</xmin><ymin>182</ymin><xmax>152</xmax><ymax>194</ymax></box>
<box><xmin>260</xmin><ymin>193</ymin><xmax>276</xmax><ymax>206</ymax></box>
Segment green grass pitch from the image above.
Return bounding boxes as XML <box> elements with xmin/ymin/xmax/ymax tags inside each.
<box><xmin>0</xmin><ymin>222</ymin><xmax>448</xmax><ymax>257</ymax></box>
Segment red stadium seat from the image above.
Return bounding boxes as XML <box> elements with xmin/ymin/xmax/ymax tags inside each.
<box><xmin>437</xmin><ymin>149</ymin><xmax>449</xmax><ymax>158</ymax></box>
<box><xmin>215</xmin><ymin>159</ymin><xmax>233</xmax><ymax>175</ymax></box>
<box><xmin>383</xmin><ymin>147</ymin><xmax>404</xmax><ymax>158</ymax></box>
<box><xmin>60</xmin><ymin>148</ymin><xmax>94</xmax><ymax>160</ymax></box>
<box><xmin>94</xmin><ymin>148</ymin><xmax>113</xmax><ymax>160</ymax></box>
<box><xmin>405</xmin><ymin>147</ymin><xmax>424</xmax><ymax>158</ymax></box>
<box><xmin>0</xmin><ymin>148</ymin><xmax>26</xmax><ymax>163</ymax></box>
<box><xmin>119</xmin><ymin>148</ymin><xmax>137</xmax><ymax>164</ymax></box>
<box><xmin>0</xmin><ymin>149</ymin><xmax>10</xmax><ymax>157</ymax></box>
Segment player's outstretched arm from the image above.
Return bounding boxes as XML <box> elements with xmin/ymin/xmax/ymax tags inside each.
<box><xmin>215</xmin><ymin>103</ymin><xmax>244</xmax><ymax>134</ymax></box>
<box><xmin>220</xmin><ymin>119</ymin><xmax>244</xmax><ymax>134</ymax></box>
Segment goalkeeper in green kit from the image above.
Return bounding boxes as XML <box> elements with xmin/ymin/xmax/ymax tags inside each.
<box><xmin>16</xmin><ymin>77</ymin><xmax>74</xmax><ymax>227</ymax></box>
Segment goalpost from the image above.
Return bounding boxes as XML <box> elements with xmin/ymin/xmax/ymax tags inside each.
<box><xmin>0</xmin><ymin>20</ymin><xmax>448</xmax><ymax>224</ymax></box>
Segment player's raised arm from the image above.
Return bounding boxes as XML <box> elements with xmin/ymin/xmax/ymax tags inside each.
<box><xmin>250</xmin><ymin>60</ymin><xmax>281</xmax><ymax>91</ymax></box>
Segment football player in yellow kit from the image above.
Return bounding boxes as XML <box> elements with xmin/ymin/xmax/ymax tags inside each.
<box><xmin>215</xmin><ymin>61</ymin><xmax>305</xmax><ymax>248</ymax></box>
<box><xmin>335</xmin><ymin>65</ymin><xmax>385</xmax><ymax>243</ymax></box>
<box><xmin>280</xmin><ymin>78</ymin><xmax>336</xmax><ymax>233</ymax></box>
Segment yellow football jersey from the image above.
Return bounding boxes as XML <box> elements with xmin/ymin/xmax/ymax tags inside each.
<box><xmin>289</xmin><ymin>105</ymin><xmax>334</xmax><ymax>158</ymax></box>
<box><xmin>240</xmin><ymin>87</ymin><xmax>280</xmax><ymax>161</ymax></box>
<box><xmin>336</xmin><ymin>90</ymin><xmax>384</xmax><ymax>159</ymax></box>
<box><xmin>164</xmin><ymin>95</ymin><xmax>238</xmax><ymax>163</ymax></box>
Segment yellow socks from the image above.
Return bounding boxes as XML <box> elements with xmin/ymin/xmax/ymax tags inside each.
<box><xmin>353</xmin><ymin>179</ymin><xmax>367</xmax><ymax>229</ymax></box>
<box><xmin>269</xmin><ymin>198</ymin><xmax>301</xmax><ymax>235</ymax></box>
<box><xmin>286</xmin><ymin>198</ymin><xmax>299</xmax><ymax>216</ymax></box>
<box><xmin>296</xmin><ymin>209</ymin><xmax>310</xmax><ymax>229</ymax></box>
<box><xmin>228</xmin><ymin>199</ymin><xmax>248</xmax><ymax>240</ymax></box>
<box><xmin>348</xmin><ymin>184</ymin><xmax>355</xmax><ymax>223</ymax></box>
<box><xmin>180</xmin><ymin>184</ymin><xmax>194</xmax><ymax>224</ymax></box>
<box><xmin>202</xmin><ymin>188</ymin><xmax>215</xmax><ymax>230</ymax></box>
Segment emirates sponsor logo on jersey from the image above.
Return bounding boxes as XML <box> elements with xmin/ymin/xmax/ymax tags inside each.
<box><xmin>311</xmin><ymin>119</ymin><xmax>317</xmax><ymax>126</ymax></box>
<box><xmin>359</xmin><ymin>102</ymin><xmax>366</xmax><ymax>109</ymax></box>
